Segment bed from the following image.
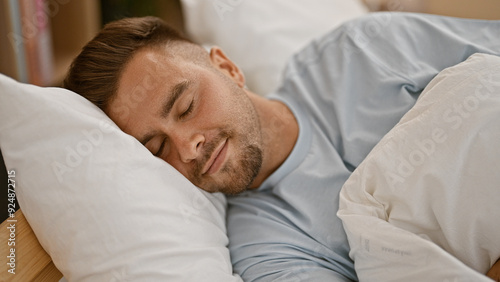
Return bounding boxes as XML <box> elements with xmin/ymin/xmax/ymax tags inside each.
<box><xmin>1</xmin><ymin>0</ymin><xmax>499</xmax><ymax>281</ymax></box>
<box><xmin>0</xmin><ymin>210</ymin><xmax>62</xmax><ymax>280</ymax></box>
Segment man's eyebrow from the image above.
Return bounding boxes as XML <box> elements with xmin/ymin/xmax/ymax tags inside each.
<box><xmin>159</xmin><ymin>80</ymin><xmax>191</xmax><ymax>119</ymax></box>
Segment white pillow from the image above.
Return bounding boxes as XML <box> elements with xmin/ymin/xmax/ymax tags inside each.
<box><xmin>181</xmin><ymin>0</ymin><xmax>368</xmax><ymax>96</ymax></box>
<box><xmin>0</xmin><ymin>74</ymin><xmax>242</xmax><ymax>281</ymax></box>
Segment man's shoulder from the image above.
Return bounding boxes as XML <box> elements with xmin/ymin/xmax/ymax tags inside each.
<box><xmin>293</xmin><ymin>12</ymin><xmax>455</xmax><ymax>56</ymax></box>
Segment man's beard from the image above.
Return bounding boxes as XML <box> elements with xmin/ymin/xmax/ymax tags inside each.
<box><xmin>218</xmin><ymin>144</ymin><xmax>262</xmax><ymax>195</ymax></box>
<box><xmin>189</xmin><ymin>130</ymin><xmax>263</xmax><ymax>195</ymax></box>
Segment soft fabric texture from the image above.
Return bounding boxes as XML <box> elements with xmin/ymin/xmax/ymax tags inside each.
<box><xmin>180</xmin><ymin>0</ymin><xmax>368</xmax><ymax>96</ymax></box>
<box><xmin>0</xmin><ymin>74</ymin><xmax>242</xmax><ymax>281</ymax></box>
<box><xmin>338</xmin><ymin>53</ymin><xmax>500</xmax><ymax>281</ymax></box>
<box><xmin>226</xmin><ymin>13</ymin><xmax>500</xmax><ymax>281</ymax></box>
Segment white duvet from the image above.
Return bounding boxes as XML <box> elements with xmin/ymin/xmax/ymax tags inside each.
<box><xmin>338</xmin><ymin>53</ymin><xmax>500</xmax><ymax>281</ymax></box>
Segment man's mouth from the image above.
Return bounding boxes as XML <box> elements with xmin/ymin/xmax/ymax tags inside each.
<box><xmin>202</xmin><ymin>138</ymin><xmax>228</xmax><ymax>175</ymax></box>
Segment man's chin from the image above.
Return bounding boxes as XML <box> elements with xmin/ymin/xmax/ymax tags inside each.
<box><xmin>198</xmin><ymin>181</ymin><xmax>250</xmax><ymax>196</ymax></box>
<box><xmin>220</xmin><ymin>186</ymin><xmax>250</xmax><ymax>196</ymax></box>
<box><xmin>195</xmin><ymin>144</ymin><xmax>263</xmax><ymax>196</ymax></box>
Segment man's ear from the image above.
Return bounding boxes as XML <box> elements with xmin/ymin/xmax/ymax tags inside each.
<box><xmin>209</xmin><ymin>46</ymin><xmax>246</xmax><ymax>88</ymax></box>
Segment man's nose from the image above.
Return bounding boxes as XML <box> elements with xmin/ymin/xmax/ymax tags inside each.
<box><xmin>174</xmin><ymin>130</ymin><xmax>204</xmax><ymax>163</ymax></box>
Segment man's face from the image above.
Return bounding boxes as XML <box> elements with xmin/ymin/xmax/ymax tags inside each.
<box><xmin>107</xmin><ymin>46</ymin><xmax>263</xmax><ymax>195</ymax></box>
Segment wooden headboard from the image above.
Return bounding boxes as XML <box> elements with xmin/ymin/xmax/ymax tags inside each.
<box><xmin>0</xmin><ymin>210</ymin><xmax>62</xmax><ymax>281</ymax></box>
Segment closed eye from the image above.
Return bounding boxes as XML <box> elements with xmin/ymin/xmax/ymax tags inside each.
<box><xmin>155</xmin><ymin>137</ymin><xmax>167</xmax><ymax>157</ymax></box>
<box><xmin>179</xmin><ymin>100</ymin><xmax>194</xmax><ymax>119</ymax></box>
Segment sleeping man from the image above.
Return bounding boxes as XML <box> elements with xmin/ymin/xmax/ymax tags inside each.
<box><xmin>64</xmin><ymin>13</ymin><xmax>500</xmax><ymax>281</ymax></box>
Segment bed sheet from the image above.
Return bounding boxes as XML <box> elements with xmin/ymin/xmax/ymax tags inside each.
<box><xmin>338</xmin><ymin>53</ymin><xmax>500</xmax><ymax>281</ymax></box>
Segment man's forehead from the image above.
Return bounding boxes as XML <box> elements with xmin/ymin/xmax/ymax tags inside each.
<box><xmin>125</xmin><ymin>48</ymin><xmax>178</xmax><ymax>80</ymax></box>
<box><xmin>107</xmin><ymin>52</ymin><xmax>161</xmax><ymax>128</ymax></box>
<box><xmin>108</xmin><ymin>48</ymin><xmax>189</xmax><ymax>133</ymax></box>
<box><xmin>116</xmin><ymin>48</ymin><xmax>183</xmax><ymax>100</ymax></box>
<box><xmin>142</xmin><ymin>47</ymin><xmax>175</xmax><ymax>63</ymax></box>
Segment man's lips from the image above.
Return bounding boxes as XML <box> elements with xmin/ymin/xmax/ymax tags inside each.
<box><xmin>202</xmin><ymin>139</ymin><xmax>228</xmax><ymax>175</ymax></box>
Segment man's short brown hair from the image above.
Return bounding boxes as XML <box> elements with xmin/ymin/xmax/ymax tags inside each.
<box><xmin>64</xmin><ymin>16</ymin><xmax>194</xmax><ymax>110</ymax></box>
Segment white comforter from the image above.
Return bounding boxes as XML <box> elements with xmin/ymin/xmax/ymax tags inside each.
<box><xmin>338</xmin><ymin>53</ymin><xmax>500</xmax><ymax>281</ymax></box>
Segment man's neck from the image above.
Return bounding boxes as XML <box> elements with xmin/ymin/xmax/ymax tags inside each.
<box><xmin>246</xmin><ymin>91</ymin><xmax>299</xmax><ymax>189</ymax></box>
